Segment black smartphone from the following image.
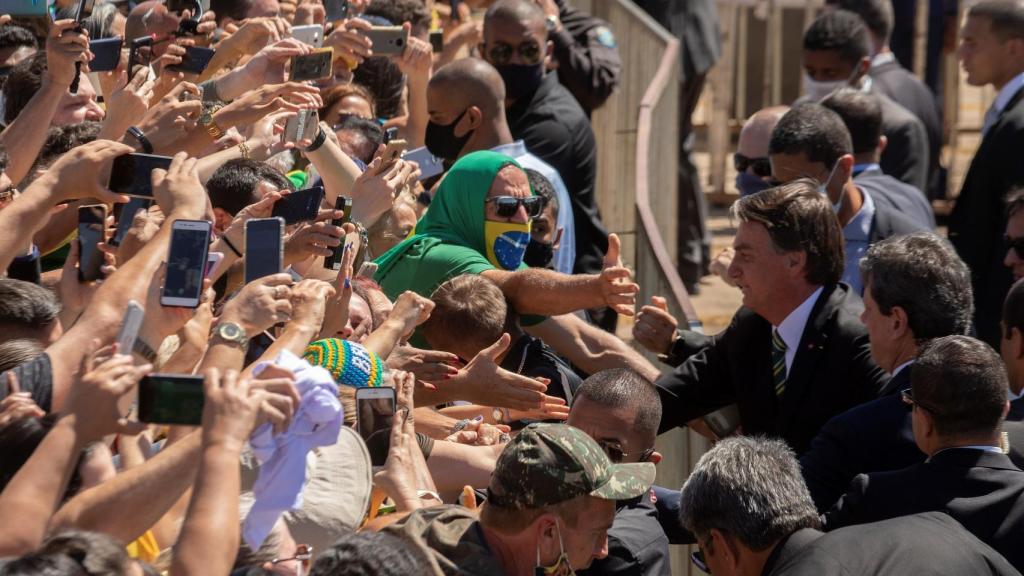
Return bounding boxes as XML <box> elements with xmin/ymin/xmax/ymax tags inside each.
<box><xmin>128</xmin><ymin>36</ymin><xmax>154</xmax><ymax>76</ymax></box>
<box><xmin>74</xmin><ymin>0</ymin><xmax>94</xmax><ymax>21</ymax></box>
<box><xmin>289</xmin><ymin>48</ymin><xmax>333</xmax><ymax>82</ymax></box>
<box><xmin>244</xmin><ymin>217</ymin><xmax>284</xmax><ymax>284</ymax></box>
<box><xmin>324</xmin><ymin>0</ymin><xmax>349</xmax><ymax>23</ymax></box>
<box><xmin>77</xmin><ymin>204</ymin><xmax>107</xmax><ymax>282</ymax></box>
<box><xmin>108</xmin><ymin>153</ymin><xmax>173</xmax><ymax>198</ymax></box>
<box><xmin>88</xmin><ymin>37</ymin><xmax>123</xmax><ymax>72</ymax></box>
<box><xmin>161</xmin><ymin>219</ymin><xmax>211</xmax><ymax>308</ymax></box>
<box><xmin>356</xmin><ymin>387</ymin><xmax>396</xmax><ymax>466</ymax></box>
<box><xmin>271</xmin><ymin>185</ymin><xmax>324</xmax><ymax>225</ymax></box>
<box><xmin>137</xmin><ymin>373</ymin><xmax>205</xmax><ymax>425</ymax></box>
<box><xmin>110</xmin><ymin>197</ymin><xmax>152</xmax><ymax>247</ymax></box>
<box><xmin>166</xmin><ymin>46</ymin><xmax>214</xmax><ymax>74</ymax></box>
<box><xmin>429</xmin><ymin>30</ymin><xmax>443</xmax><ymax>52</ymax></box>
<box><xmin>324</xmin><ymin>196</ymin><xmax>352</xmax><ymax>270</ymax></box>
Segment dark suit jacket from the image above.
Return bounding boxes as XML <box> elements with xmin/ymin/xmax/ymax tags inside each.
<box><xmin>866</xmin><ymin>187</ymin><xmax>929</xmax><ymax>247</ymax></box>
<box><xmin>949</xmin><ymin>86</ymin><xmax>1024</xmax><ymax>347</ymax></box>
<box><xmin>630</xmin><ymin>0</ymin><xmax>720</xmax><ymax>81</ymax></box>
<box><xmin>876</xmin><ymin>90</ymin><xmax>931</xmax><ymax>193</ymax></box>
<box><xmin>824</xmin><ymin>448</ymin><xmax>1024</xmax><ymax>569</ymax></box>
<box><xmin>655</xmin><ymin>283</ymin><xmax>889</xmax><ymax>454</ymax></box>
<box><xmin>771</xmin><ymin>513</ymin><xmax>1021</xmax><ymax>575</ymax></box>
<box><xmin>870</xmin><ymin>59</ymin><xmax>943</xmax><ymax>197</ymax></box>
<box><xmin>799</xmin><ymin>366</ymin><xmax>922</xmax><ymax>511</ymax></box>
<box><xmin>577</xmin><ymin>491</ymin><xmax>671</xmax><ymax>576</ymax></box>
<box><xmin>856</xmin><ymin>168</ymin><xmax>936</xmax><ymax>230</ymax></box>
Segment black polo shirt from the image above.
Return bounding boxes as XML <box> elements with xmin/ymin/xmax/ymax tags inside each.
<box><xmin>499</xmin><ymin>333</ymin><xmax>582</xmax><ymax>428</ymax></box>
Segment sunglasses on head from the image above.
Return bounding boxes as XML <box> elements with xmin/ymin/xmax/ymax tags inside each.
<box><xmin>596</xmin><ymin>439</ymin><xmax>655</xmax><ymax>464</ymax></box>
<box><xmin>487</xmin><ymin>41</ymin><xmax>542</xmax><ymax>66</ymax></box>
<box><xmin>1006</xmin><ymin>234</ymin><xmax>1024</xmax><ymax>260</ymax></box>
<box><xmin>734</xmin><ymin>153</ymin><xmax>772</xmax><ymax>178</ymax></box>
<box><xmin>900</xmin><ymin>388</ymin><xmax>943</xmax><ymax>415</ymax></box>
<box><xmin>486</xmin><ymin>195</ymin><xmax>544</xmax><ymax>218</ymax></box>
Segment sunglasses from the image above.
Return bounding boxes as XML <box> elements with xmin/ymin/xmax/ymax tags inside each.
<box><xmin>596</xmin><ymin>439</ymin><xmax>655</xmax><ymax>464</ymax></box>
<box><xmin>486</xmin><ymin>196</ymin><xmax>544</xmax><ymax>219</ymax></box>
<box><xmin>734</xmin><ymin>153</ymin><xmax>772</xmax><ymax>178</ymax></box>
<box><xmin>900</xmin><ymin>388</ymin><xmax>943</xmax><ymax>415</ymax></box>
<box><xmin>486</xmin><ymin>41</ymin><xmax>543</xmax><ymax>66</ymax></box>
<box><xmin>1006</xmin><ymin>234</ymin><xmax>1024</xmax><ymax>260</ymax></box>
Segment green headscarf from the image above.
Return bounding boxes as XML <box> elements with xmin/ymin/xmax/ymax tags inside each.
<box><xmin>373</xmin><ymin>151</ymin><xmax>527</xmax><ymax>299</ymax></box>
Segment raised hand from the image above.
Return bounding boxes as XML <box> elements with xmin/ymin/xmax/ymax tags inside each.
<box><xmin>46</xmin><ymin>20</ymin><xmax>90</xmax><ymax>88</ymax></box>
<box><xmin>0</xmin><ymin>372</ymin><xmax>44</xmax><ymax>428</ymax></box>
<box><xmin>65</xmin><ymin>341</ymin><xmax>152</xmax><ymax>440</ymax></box>
<box><xmin>598</xmin><ymin>233</ymin><xmax>639</xmax><ymax>316</ymax></box>
<box><xmin>220</xmin><ymin>273</ymin><xmax>296</xmax><ymax>335</ymax></box>
<box><xmin>633</xmin><ymin>295</ymin><xmax>679</xmax><ymax>355</ymax></box>
<box><xmin>430</xmin><ymin>333</ymin><xmax>549</xmax><ymax>411</ymax></box>
<box><xmin>31</xmin><ymin>139</ymin><xmax>133</xmax><ymax>205</ymax></box>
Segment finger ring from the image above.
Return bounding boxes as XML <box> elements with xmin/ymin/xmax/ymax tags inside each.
<box><xmin>498</xmin><ymin>433</ymin><xmax>511</xmax><ymax>443</ymax></box>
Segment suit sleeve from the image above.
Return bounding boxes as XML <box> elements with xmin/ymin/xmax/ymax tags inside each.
<box><xmin>884</xmin><ymin>119</ymin><xmax>929</xmax><ymax>192</ymax></box>
<box><xmin>821</xmin><ymin>473</ymin><xmax>873</xmax><ymax>531</ymax></box>
<box><xmin>800</xmin><ymin>413</ymin><xmax>862</xmax><ymax>512</ymax></box>
<box><xmin>850</xmin><ymin>333</ymin><xmax>889</xmax><ymax>400</ymax></box>
<box><xmin>655</xmin><ymin>319</ymin><xmax>737</xmax><ymax>433</ymax></box>
<box><xmin>549</xmin><ymin>11</ymin><xmax>621</xmax><ymax>113</ymax></box>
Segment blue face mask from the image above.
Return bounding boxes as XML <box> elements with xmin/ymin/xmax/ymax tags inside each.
<box><xmin>735</xmin><ymin>171</ymin><xmax>771</xmax><ymax>197</ymax></box>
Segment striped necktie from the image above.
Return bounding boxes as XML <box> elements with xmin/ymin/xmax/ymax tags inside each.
<box><xmin>771</xmin><ymin>329</ymin><xmax>788</xmax><ymax>397</ymax></box>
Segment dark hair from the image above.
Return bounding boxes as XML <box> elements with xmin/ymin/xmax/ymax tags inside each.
<box><xmin>320</xmin><ymin>83</ymin><xmax>377</xmax><ymax>120</ymax></box>
<box><xmin>0</xmin><ymin>415</ymin><xmax>84</xmax><ymax>499</ymax></box>
<box><xmin>365</xmin><ymin>0</ymin><xmax>430</xmax><ymax>38</ymax></box>
<box><xmin>38</xmin><ymin>530</ymin><xmax>131</xmax><ymax>576</ymax></box>
<box><xmin>769</xmin><ymin>103</ymin><xmax>853</xmax><ymax>168</ymax></box>
<box><xmin>803</xmin><ymin>9</ymin><xmax>871</xmax><ymax>65</ymax></box>
<box><xmin>820</xmin><ymin>88</ymin><xmax>883</xmax><ymax>155</ymax></box>
<box><xmin>732</xmin><ymin>179</ymin><xmax>845</xmax><ymax>285</ymax></box>
<box><xmin>0</xmin><ymin>25</ymin><xmax>37</xmax><ymax>52</ymax></box>
<box><xmin>336</xmin><ymin>116</ymin><xmax>385</xmax><ymax>164</ymax></box>
<box><xmin>524</xmin><ymin>168</ymin><xmax>558</xmax><ymax>213</ymax></box>
<box><xmin>0</xmin><ymin>338</ymin><xmax>44</xmax><ymax>373</ymax></box>
<box><xmin>352</xmin><ymin>58</ymin><xmax>405</xmax><ymax>119</ymax></box>
<box><xmin>969</xmin><ymin>0</ymin><xmax>1024</xmax><ymax>42</ymax></box>
<box><xmin>207</xmin><ymin>159</ymin><xmax>293</xmax><ymax>216</ymax></box>
<box><xmin>3</xmin><ymin>50</ymin><xmax>46</xmax><ymax>124</ymax></box>
<box><xmin>210</xmin><ymin>0</ymin><xmax>251</xmax><ymax>22</ymax></box>
<box><xmin>1003</xmin><ymin>278</ymin><xmax>1024</xmax><ymax>338</ymax></box>
<box><xmin>575</xmin><ymin>368</ymin><xmax>661</xmax><ymax>441</ymax></box>
<box><xmin>827</xmin><ymin>0</ymin><xmax>894</xmax><ymax>44</ymax></box>
<box><xmin>0</xmin><ymin>278</ymin><xmax>61</xmax><ymax>332</ymax></box>
<box><xmin>0</xmin><ymin>552</ymin><xmax>90</xmax><ymax>575</ymax></box>
<box><xmin>310</xmin><ymin>532</ymin><xmax>431</xmax><ymax>576</ymax></box>
<box><xmin>912</xmin><ymin>336</ymin><xmax>1008</xmax><ymax>438</ymax></box>
<box><xmin>1007</xmin><ymin>187</ymin><xmax>1024</xmax><ymax>218</ymax></box>
<box><xmin>860</xmin><ymin>232</ymin><xmax>973</xmax><ymax>340</ymax></box>
<box><xmin>27</xmin><ymin>122</ymin><xmax>104</xmax><ymax>183</ymax></box>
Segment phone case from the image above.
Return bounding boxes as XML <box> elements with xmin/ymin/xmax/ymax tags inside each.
<box><xmin>290</xmin><ymin>48</ymin><xmax>334</xmax><ymax>81</ymax></box>
<box><xmin>363</xmin><ymin>26</ymin><xmax>408</xmax><ymax>55</ymax></box>
<box><xmin>292</xmin><ymin>25</ymin><xmax>324</xmax><ymax>47</ymax></box>
<box><xmin>88</xmin><ymin>37</ymin><xmax>122</xmax><ymax>72</ymax></box>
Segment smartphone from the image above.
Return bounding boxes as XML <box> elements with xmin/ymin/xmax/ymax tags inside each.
<box><xmin>205</xmin><ymin>251</ymin><xmax>223</xmax><ymax>279</ymax></box>
<box><xmin>282</xmin><ymin>109</ymin><xmax>319</xmax><ymax>144</ymax></box>
<box><xmin>110</xmin><ymin>197</ymin><xmax>152</xmax><ymax>247</ymax></box>
<box><xmin>383</xmin><ymin>126</ymin><xmax>398</xmax><ymax>144</ymax></box>
<box><xmin>402</xmin><ymin>146</ymin><xmax>445</xmax><ymax>181</ymax></box>
<box><xmin>108</xmin><ymin>153</ymin><xmax>174</xmax><ymax>198</ymax></box>
<box><xmin>324</xmin><ymin>0</ymin><xmax>348</xmax><ymax>23</ymax></box>
<box><xmin>165</xmin><ymin>0</ymin><xmax>199</xmax><ymax>14</ymax></box>
<box><xmin>244</xmin><ymin>217</ymin><xmax>284</xmax><ymax>284</ymax></box>
<box><xmin>73</xmin><ymin>0</ymin><xmax>93</xmax><ymax>21</ymax></box>
<box><xmin>116</xmin><ymin>300</ymin><xmax>145</xmax><ymax>355</ymax></box>
<box><xmin>449</xmin><ymin>0</ymin><xmax>462</xmax><ymax>21</ymax></box>
<box><xmin>88</xmin><ymin>37</ymin><xmax>123</xmax><ymax>72</ymax></box>
<box><xmin>363</xmin><ymin>26</ymin><xmax>408</xmax><ymax>55</ymax></box>
<box><xmin>356</xmin><ymin>386</ymin><xmax>396</xmax><ymax>467</ymax></box>
<box><xmin>380</xmin><ymin>138</ymin><xmax>407</xmax><ymax>167</ymax></box>
<box><xmin>272</xmin><ymin>185</ymin><xmax>325</xmax><ymax>225</ymax></box>
<box><xmin>704</xmin><ymin>404</ymin><xmax>741</xmax><ymax>438</ymax></box>
<box><xmin>324</xmin><ymin>196</ymin><xmax>352</xmax><ymax>270</ymax></box>
<box><xmin>77</xmin><ymin>204</ymin><xmax>107</xmax><ymax>282</ymax></box>
<box><xmin>161</xmin><ymin>220</ymin><xmax>212</xmax><ymax>308</ymax></box>
<box><xmin>128</xmin><ymin>36</ymin><xmax>154</xmax><ymax>77</ymax></box>
<box><xmin>429</xmin><ymin>30</ymin><xmax>443</xmax><ymax>52</ymax></box>
<box><xmin>291</xmin><ymin>24</ymin><xmax>324</xmax><ymax>48</ymax></box>
<box><xmin>137</xmin><ymin>373</ymin><xmax>205</xmax><ymax>425</ymax></box>
<box><xmin>0</xmin><ymin>0</ymin><xmax>53</xmax><ymax>18</ymax></box>
<box><xmin>166</xmin><ymin>46</ymin><xmax>215</xmax><ymax>74</ymax></box>
<box><xmin>289</xmin><ymin>48</ymin><xmax>333</xmax><ymax>82</ymax></box>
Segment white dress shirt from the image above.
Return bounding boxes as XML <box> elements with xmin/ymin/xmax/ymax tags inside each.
<box><xmin>773</xmin><ymin>286</ymin><xmax>824</xmax><ymax>375</ymax></box>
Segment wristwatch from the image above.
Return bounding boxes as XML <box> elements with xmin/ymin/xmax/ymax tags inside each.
<box><xmin>132</xmin><ymin>338</ymin><xmax>158</xmax><ymax>363</ymax></box>
<box><xmin>211</xmin><ymin>321</ymin><xmax>249</xmax><ymax>352</ymax></box>
<box><xmin>492</xmin><ymin>407</ymin><xmax>510</xmax><ymax>424</ymax></box>
<box><xmin>198</xmin><ymin>105</ymin><xmax>225</xmax><ymax>140</ymax></box>
<box><xmin>545</xmin><ymin>14</ymin><xmax>561</xmax><ymax>33</ymax></box>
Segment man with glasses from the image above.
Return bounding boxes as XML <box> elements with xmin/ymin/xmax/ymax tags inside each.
<box><xmin>822</xmin><ymin>335</ymin><xmax>1024</xmax><ymax>570</ymax></box>
<box><xmin>1003</xmin><ymin>188</ymin><xmax>1024</xmax><ymax>283</ymax></box>
<box><xmin>768</xmin><ymin>103</ymin><xmax>924</xmax><ymax>294</ymax></box>
<box><xmin>681</xmin><ymin>436</ymin><xmax>1019</xmax><ymax>575</ymax></box>
<box><xmin>567</xmin><ymin>368</ymin><xmax>671</xmax><ymax>576</ymax></box>
<box><xmin>734</xmin><ymin>106</ymin><xmax>788</xmax><ymax>198</ymax></box>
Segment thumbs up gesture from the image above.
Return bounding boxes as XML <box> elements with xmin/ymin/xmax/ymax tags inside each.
<box><xmin>633</xmin><ymin>295</ymin><xmax>679</xmax><ymax>355</ymax></box>
<box><xmin>598</xmin><ymin>233</ymin><xmax>640</xmax><ymax>316</ymax></box>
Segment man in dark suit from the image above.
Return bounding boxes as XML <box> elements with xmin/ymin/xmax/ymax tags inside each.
<box><xmin>824</xmin><ymin>335</ymin><xmax>1024</xmax><ymax>569</ymax></box>
<box><xmin>829</xmin><ymin>0</ymin><xmax>945</xmax><ymax>200</ymax></box>
<box><xmin>679</xmin><ymin>437</ymin><xmax>1018</xmax><ymax>576</ymax></box>
<box><xmin>998</xmin><ymin>278</ymin><xmax>1024</xmax><ymax>463</ymax></box>
<box><xmin>948</xmin><ymin>0</ymin><xmax>1024</xmax><ymax>347</ymax></box>
<box><xmin>801</xmin><ymin>10</ymin><xmax>931</xmax><ymax>193</ymax></box>
<box><xmin>799</xmin><ymin>233</ymin><xmax>974</xmax><ymax>510</ymax></box>
<box><xmin>654</xmin><ymin>180</ymin><xmax>888</xmax><ymax>454</ymax></box>
<box><xmin>769</xmin><ymin>103</ymin><xmax>925</xmax><ymax>295</ymax></box>
<box><xmin>821</xmin><ymin>89</ymin><xmax>935</xmax><ymax>229</ymax></box>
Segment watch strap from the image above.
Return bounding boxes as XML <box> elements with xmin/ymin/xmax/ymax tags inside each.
<box><xmin>132</xmin><ymin>338</ymin><xmax>158</xmax><ymax>363</ymax></box>
<box><xmin>126</xmin><ymin>126</ymin><xmax>154</xmax><ymax>154</ymax></box>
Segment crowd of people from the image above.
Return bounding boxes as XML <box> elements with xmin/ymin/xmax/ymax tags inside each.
<box><xmin>0</xmin><ymin>0</ymin><xmax>1022</xmax><ymax>573</ymax></box>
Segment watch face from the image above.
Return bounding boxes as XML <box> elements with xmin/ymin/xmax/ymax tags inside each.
<box><xmin>220</xmin><ymin>323</ymin><xmax>241</xmax><ymax>339</ymax></box>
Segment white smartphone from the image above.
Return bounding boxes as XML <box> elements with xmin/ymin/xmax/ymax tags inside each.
<box><xmin>116</xmin><ymin>300</ymin><xmax>145</xmax><ymax>356</ymax></box>
<box><xmin>291</xmin><ymin>24</ymin><xmax>324</xmax><ymax>47</ymax></box>
<box><xmin>161</xmin><ymin>220</ymin><xmax>212</xmax><ymax>308</ymax></box>
<box><xmin>402</xmin><ymin>146</ymin><xmax>445</xmax><ymax>180</ymax></box>
<box><xmin>282</xmin><ymin>109</ymin><xmax>319</xmax><ymax>145</ymax></box>
<box><xmin>356</xmin><ymin>386</ymin><xmax>396</xmax><ymax>467</ymax></box>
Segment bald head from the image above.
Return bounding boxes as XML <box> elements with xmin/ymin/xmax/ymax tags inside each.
<box><xmin>430</xmin><ymin>58</ymin><xmax>506</xmax><ymax>117</ymax></box>
<box><xmin>125</xmin><ymin>1</ymin><xmax>179</xmax><ymax>43</ymax></box>
<box><xmin>484</xmin><ymin>0</ymin><xmax>547</xmax><ymax>40</ymax></box>
<box><xmin>738</xmin><ymin>106</ymin><xmax>789</xmax><ymax>159</ymax></box>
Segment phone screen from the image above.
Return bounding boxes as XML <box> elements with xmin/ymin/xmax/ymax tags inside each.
<box><xmin>128</xmin><ymin>36</ymin><xmax>154</xmax><ymax>76</ymax></box>
<box><xmin>245</xmin><ymin>218</ymin><xmax>283</xmax><ymax>283</ymax></box>
<box><xmin>162</xmin><ymin>222</ymin><xmax>210</xmax><ymax>307</ymax></box>
<box><xmin>109</xmin><ymin>153</ymin><xmax>173</xmax><ymax>198</ymax></box>
<box><xmin>111</xmin><ymin>197</ymin><xmax>152</xmax><ymax>247</ymax></box>
<box><xmin>290</xmin><ymin>50</ymin><xmax>333</xmax><ymax>81</ymax></box>
<box><xmin>167</xmin><ymin>46</ymin><xmax>215</xmax><ymax>74</ymax></box>
<box><xmin>324</xmin><ymin>196</ymin><xmax>351</xmax><ymax>270</ymax></box>
<box><xmin>78</xmin><ymin>205</ymin><xmax>106</xmax><ymax>282</ymax></box>
<box><xmin>137</xmin><ymin>374</ymin><xmax>205</xmax><ymax>425</ymax></box>
<box><xmin>272</xmin><ymin>186</ymin><xmax>324</xmax><ymax>225</ymax></box>
<box><xmin>358</xmin><ymin>391</ymin><xmax>395</xmax><ymax>466</ymax></box>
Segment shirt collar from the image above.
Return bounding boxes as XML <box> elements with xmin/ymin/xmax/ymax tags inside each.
<box><xmin>929</xmin><ymin>446</ymin><xmax>1004</xmax><ymax>462</ymax></box>
<box><xmin>490</xmin><ymin>140</ymin><xmax>528</xmax><ymax>158</ymax></box>
<box><xmin>892</xmin><ymin>359</ymin><xmax>914</xmax><ymax>379</ymax></box>
<box><xmin>843</xmin><ymin>187</ymin><xmax>875</xmax><ymax>242</ymax></box>
<box><xmin>871</xmin><ymin>52</ymin><xmax>896</xmax><ymax>67</ymax></box>
<box><xmin>774</xmin><ymin>286</ymin><xmax>824</xmax><ymax>352</ymax></box>
<box><xmin>993</xmin><ymin>71</ymin><xmax>1024</xmax><ymax>115</ymax></box>
<box><xmin>852</xmin><ymin>162</ymin><xmax>881</xmax><ymax>176</ymax></box>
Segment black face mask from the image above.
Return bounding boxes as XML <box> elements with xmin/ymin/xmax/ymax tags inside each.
<box><xmin>496</xmin><ymin>63</ymin><xmax>544</xmax><ymax>101</ymax></box>
<box><xmin>523</xmin><ymin>238</ymin><xmax>555</xmax><ymax>269</ymax></box>
<box><xmin>425</xmin><ymin>108</ymin><xmax>474</xmax><ymax>161</ymax></box>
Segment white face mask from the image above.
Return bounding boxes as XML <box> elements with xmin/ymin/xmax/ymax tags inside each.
<box><xmin>803</xmin><ymin>73</ymin><xmax>848</xmax><ymax>101</ymax></box>
<box><xmin>817</xmin><ymin>162</ymin><xmax>843</xmax><ymax>213</ymax></box>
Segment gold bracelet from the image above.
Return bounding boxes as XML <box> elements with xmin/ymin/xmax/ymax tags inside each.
<box><xmin>238</xmin><ymin>141</ymin><xmax>251</xmax><ymax>159</ymax></box>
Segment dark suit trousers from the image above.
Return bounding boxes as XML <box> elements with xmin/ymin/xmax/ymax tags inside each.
<box><xmin>677</xmin><ymin>72</ymin><xmax>710</xmax><ymax>290</ymax></box>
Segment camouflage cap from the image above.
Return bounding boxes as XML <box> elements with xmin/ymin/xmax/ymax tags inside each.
<box><xmin>487</xmin><ymin>423</ymin><xmax>656</xmax><ymax>509</ymax></box>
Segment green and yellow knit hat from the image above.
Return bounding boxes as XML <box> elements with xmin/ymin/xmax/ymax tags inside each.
<box><xmin>303</xmin><ymin>338</ymin><xmax>386</xmax><ymax>388</ymax></box>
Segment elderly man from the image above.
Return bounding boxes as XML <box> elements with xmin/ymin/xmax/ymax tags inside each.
<box><xmin>734</xmin><ymin>106</ymin><xmax>788</xmax><ymax>197</ymax></box>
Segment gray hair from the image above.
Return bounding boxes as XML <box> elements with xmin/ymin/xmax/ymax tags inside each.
<box><xmin>679</xmin><ymin>436</ymin><xmax>820</xmax><ymax>550</ymax></box>
<box><xmin>859</xmin><ymin>232</ymin><xmax>973</xmax><ymax>340</ymax></box>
